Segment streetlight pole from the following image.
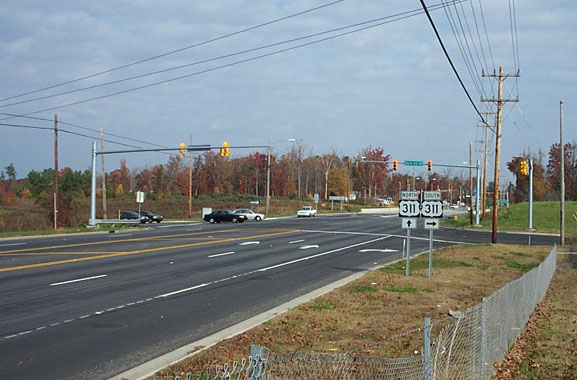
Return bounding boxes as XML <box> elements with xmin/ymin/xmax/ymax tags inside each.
<box><xmin>266</xmin><ymin>136</ymin><xmax>272</xmax><ymax>217</ymax></box>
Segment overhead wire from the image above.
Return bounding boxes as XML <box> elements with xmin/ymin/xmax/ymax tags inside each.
<box><xmin>0</xmin><ymin>112</ymin><xmax>168</xmax><ymax>148</ymax></box>
<box><xmin>1</xmin><ymin>1</ymin><xmax>464</xmax><ymax>119</ymax></box>
<box><xmin>0</xmin><ymin>1</ymin><xmax>462</xmax><ymax>111</ymax></box>
<box><xmin>418</xmin><ymin>0</ymin><xmax>489</xmax><ymax>127</ymax></box>
<box><xmin>0</xmin><ymin>0</ymin><xmax>345</xmax><ymax>103</ymax></box>
<box><xmin>452</xmin><ymin>0</ymin><xmax>488</xmax><ymax>98</ymax></box>
<box><xmin>440</xmin><ymin>0</ymin><xmax>484</xmax><ymax>98</ymax></box>
<box><xmin>0</xmin><ymin>122</ymin><xmax>149</xmax><ymax>149</ymax></box>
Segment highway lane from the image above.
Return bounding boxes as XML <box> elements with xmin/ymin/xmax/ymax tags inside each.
<box><xmin>0</xmin><ymin>214</ymin><xmax>559</xmax><ymax>379</ymax></box>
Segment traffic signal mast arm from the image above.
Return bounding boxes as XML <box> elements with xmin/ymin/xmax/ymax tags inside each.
<box><xmin>96</xmin><ymin>144</ymin><xmax>270</xmax><ymax>156</ymax></box>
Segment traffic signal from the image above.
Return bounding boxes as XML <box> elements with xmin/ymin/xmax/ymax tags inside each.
<box><xmin>393</xmin><ymin>160</ymin><xmax>398</xmax><ymax>171</ymax></box>
<box><xmin>179</xmin><ymin>142</ymin><xmax>186</xmax><ymax>157</ymax></box>
<box><xmin>220</xmin><ymin>141</ymin><xmax>230</xmax><ymax>157</ymax></box>
<box><xmin>427</xmin><ymin>160</ymin><xmax>432</xmax><ymax>171</ymax></box>
<box><xmin>520</xmin><ymin>160</ymin><xmax>528</xmax><ymax>175</ymax></box>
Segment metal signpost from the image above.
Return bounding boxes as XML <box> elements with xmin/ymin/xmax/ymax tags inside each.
<box><xmin>398</xmin><ymin>190</ymin><xmax>443</xmax><ymax>278</ymax></box>
<box><xmin>422</xmin><ymin>191</ymin><xmax>443</xmax><ymax>278</ymax></box>
<box><xmin>399</xmin><ymin>191</ymin><xmax>419</xmax><ymax>276</ymax></box>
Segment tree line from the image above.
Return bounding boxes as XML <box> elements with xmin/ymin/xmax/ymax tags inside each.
<box><xmin>1</xmin><ymin>141</ymin><xmax>576</xmax><ymax>227</ymax></box>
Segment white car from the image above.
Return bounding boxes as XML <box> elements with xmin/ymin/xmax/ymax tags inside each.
<box><xmin>233</xmin><ymin>209</ymin><xmax>265</xmax><ymax>221</ymax></box>
<box><xmin>297</xmin><ymin>206</ymin><xmax>317</xmax><ymax>217</ymax></box>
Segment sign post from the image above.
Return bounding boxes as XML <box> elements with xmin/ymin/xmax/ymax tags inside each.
<box><xmin>399</xmin><ymin>191</ymin><xmax>419</xmax><ymax>276</ymax></box>
<box><xmin>136</xmin><ymin>191</ymin><xmax>145</xmax><ymax>218</ymax></box>
<box><xmin>422</xmin><ymin>191</ymin><xmax>442</xmax><ymax>278</ymax></box>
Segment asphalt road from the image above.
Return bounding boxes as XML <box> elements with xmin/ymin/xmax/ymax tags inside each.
<box><xmin>0</xmin><ymin>213</ymin><xmax>560</xmax><ymax>379</ymax></box>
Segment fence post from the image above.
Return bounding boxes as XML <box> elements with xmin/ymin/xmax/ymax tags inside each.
<box><xmin>424</xmin><ymin>317</ymin><xmax>431</xmax><ymax>380</ymax></box>
<box><xmin>250</xmin><ymin>344</ymin><xmax>266</xmax><ymax>380</ymax></box>
<box><xmin>481</xmin><ymin>297</ymin><xmax>487</xmax><ymax>379</ymax></box>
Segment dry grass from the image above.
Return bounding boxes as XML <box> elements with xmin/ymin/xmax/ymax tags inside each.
<box><xmin>148</xmin><ymin>244</ymin><xmax>550</xmax><ymax>379</ymax></box>
<box><xmin>493</xmin><ymin>251</ymin><xmax>577</xmax><ymax>380</ymax></box>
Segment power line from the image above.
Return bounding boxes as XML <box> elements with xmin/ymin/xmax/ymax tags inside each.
<box><xmin>0</xmin><ymin>0</ymin><xmax>345</xmax><ymax>103</ymax></box>
<box><xmin>0</xmin><ymin>122</ymin><xmax>144</xmax><ymax>149</ymax></box>
<box><xmin>1</xmin><ymin>1</ymin><xmax>463</xmax><ymax>119</ymax></box>
<box><xmin>418</xmin><ymin>0</ymin><xmax>488</xmax><ymax>127</ymax></box>
<box><xmin>0</xmin><ymin>2</ymin><xmax>458</xmax><ymax>110</ymax></box>
<box><xmin>0</xmin><ymin>112</ymin><xmax>168</xmax><ymax>148</ymax></box>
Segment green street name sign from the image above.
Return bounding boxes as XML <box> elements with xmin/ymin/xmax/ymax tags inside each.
<box><xmin>404</xmin><ymin>160</ymin><xmax>423</xmax><ymax>166</ymax></box>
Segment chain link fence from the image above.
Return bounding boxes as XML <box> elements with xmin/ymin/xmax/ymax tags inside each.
<box><xmin>175</xmin><ymin>246</ymin><xmax>557</xmax><ymax>380</ymax></box>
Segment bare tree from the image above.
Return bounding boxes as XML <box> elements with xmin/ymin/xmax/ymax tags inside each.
<box><xmin>320</xmin><ymin>150</ymin><xmax>338</xmax><ymax>200</ymax></box>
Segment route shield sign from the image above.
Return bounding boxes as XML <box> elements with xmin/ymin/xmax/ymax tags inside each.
<box><xmin>402</xmin><ymin>218</ymin><xmax>417</xmax><ymax>229</ymax></box>
<box><xmin>399</xmin><ymin>200</ymin><xmax>421</xmax><ymax>217</ymax></box>
<box><xmin>421</xmin><ymin>200</ymin><xmax>443</xmax><ymax>218</ymax></box>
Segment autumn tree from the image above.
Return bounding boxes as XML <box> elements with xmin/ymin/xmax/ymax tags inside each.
<box><xmin>108</xmin><ymin>159</ymin><xmax>131</xmax><ymax>196</ymax></box>
<box><xmin>547</xmin><ymin>142</ymin><xmax>577</xmax><ymax>200</ymax></box>
<box><xmin>353</xmin><ymin>146</ymin><xmax>390</xmax><ymax>203</ymax></box>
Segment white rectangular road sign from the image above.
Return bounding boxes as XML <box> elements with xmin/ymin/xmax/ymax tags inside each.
<box><xmin>423</xmin><ymin>218</ymin><xmax>440</xmax><ymax>229</ymax></box>
<box><xmin>400</xmin><ymin>191</ymin><xmax>419</xmax><ymax>200</ymax></box>
<box><xmin>423</xmin><ymin>191</ymin><xmax>441</xmax><ymax>201</ymax></box>
<box><xmin>421</xmin><ymin>200</ymin><xmax>443</xmax><ymax>218</ymax></box>
<box><xmin>399</xmin><ymin>200</ymin><xmax>421</xmax><ymax>217</ymax></box>
<box><xmin>402</xmin><ymin>218</ymin><xmax>417</xmax><ymax>229</ymax></box>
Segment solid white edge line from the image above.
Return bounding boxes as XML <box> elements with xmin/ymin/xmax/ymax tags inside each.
<box><xmin>208</xmin><ymin>251</ymin><xmax>235</xmax><ymax>258</ymax></box>
<box><xmin>50</xmin><ymin>274</ymin><xmax>108</xmax><ymax>287</ymax></box>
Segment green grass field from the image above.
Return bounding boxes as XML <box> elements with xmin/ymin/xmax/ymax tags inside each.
<box><xmin>445</xmin><ymin>201</ymin><xmax>577</xmax><ymax>235</ymax></box>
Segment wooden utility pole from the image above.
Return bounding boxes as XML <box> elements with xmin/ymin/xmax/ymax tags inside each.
<box><xmin>482</xmin><ymin>67</ymin><xmax>519</xmax><ymax>243</ymax></box>
<box><xmin>54</xmin><ymin>114</ymin><xmax>59</xmax><ymax>230</ymax></box>
<box><xmin>469</xmin><ymin>143</ymin><xmax>473</xmax><ymax>224</ymax></box>
<box><xmin>560</xmin><ymin>101</ymin><xmax>565</xmax><ymax>246</ymax></box>
<box><xmin>188</xmin><ymin>132</ymin><xmax>193</xmax><ymax>219</ymax></box>
<box><xmin>100</xmin><ymin>129</ymin><xmax>107</xmax><ymax>219</ymax></box>
<box><xmin>478</xmin><ymin>112</ymin><xmax>495</xmax><ymax>219</ymax></box>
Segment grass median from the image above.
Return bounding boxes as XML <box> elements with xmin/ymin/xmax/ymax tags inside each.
<box><xmin>148</xmin><ymin>243</ymin><xmax>564</xmax><ymax>379</ymax></box>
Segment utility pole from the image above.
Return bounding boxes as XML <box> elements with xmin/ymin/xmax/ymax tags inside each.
<box><xmin>100</xmin><ymin>129</ymin><xmax>107</xmax><ymax>219</ymax></box>
<box><xmin>188</xmin><ymin>132</ymin><xmax>193</xmax><ymax>219</ymax></box>
<box><xmin>265</xmin><ymin>136</ymin><xmax>271</xmax><ymax>216</ymax></box>
<box><xmin>482</xmin><ymin>67</ymin><xmax>519</xmax><ymax>243</ymax></box>
<box><xmin>54</xmin><ymin>114</ymin><xmax>58</xmax><ymax>230</ymax></box>
<box><xmin>469</xmin><ymin>143</ymin><xmax>473</xmax><ymax>225</ymax></box>
<box><xmin>478</xmin><ymin>112</ymin><xmax>495</xmax><ymax>219</ymax></box>
<box><xmin>560</xmin><ymin>101</ymin><xmax>565</xmax><ymax>246</ymax></box>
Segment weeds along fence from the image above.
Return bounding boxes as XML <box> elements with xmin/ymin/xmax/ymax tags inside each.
<box><xmin>174</xmin><ymin>246</ymin><xmax>557</xmax><ymax>380</ymax></box>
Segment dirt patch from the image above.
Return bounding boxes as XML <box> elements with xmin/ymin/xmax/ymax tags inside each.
<box><xmin>147</xmin><ymin>244</ymin><xmax>552</xmax><ymax>379</ymax></box>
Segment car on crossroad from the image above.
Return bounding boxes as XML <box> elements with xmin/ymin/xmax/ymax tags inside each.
<box><xmin>119</xmin><ymin>211</ymin><xmax>148</xmax><ymax>224</ymax></box>
<box><xmin>233</xmin><ymin>209</ymin><xmax>265</xmax><ymax>221</ymax></box>
<box><xmin>297</xmin><ymin>206</ymin><xmax>317</xmax><ymax>217</ymax></box>
<box><xmin>203</xmin><ymin>210</ymin><xmax>248</xmax><ymax>224</ymax></box>
<box><xmin>134</xmin><ymin>210</ymin><xmax>163</xmax><ymax>223</ymax></box>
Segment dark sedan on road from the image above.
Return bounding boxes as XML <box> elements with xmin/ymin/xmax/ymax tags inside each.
<box><xmin>135</xmin><ymin>210</ymin><xmax>163</xmax><ymax>223</ymax></box>
<box><xmin>119</xmin><ymin>211</ymin><xmax>148</xmax><ymax>223</ymax></box>
<box><xmin>203</xmin><ymin>210</ymin><xmax>248</xmax><ymax>224</ymax></box>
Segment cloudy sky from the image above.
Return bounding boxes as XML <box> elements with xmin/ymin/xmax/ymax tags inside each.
<box><xmin>0</xmin><ymin>0</ymin><xmax>575</xmax><ymax>183</ymax></box>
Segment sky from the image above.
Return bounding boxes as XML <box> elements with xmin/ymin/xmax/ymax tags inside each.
<box><xmin>0</xmin><ymin>0</ymin><xmax>575</xmax><ymax>184</ymax></box>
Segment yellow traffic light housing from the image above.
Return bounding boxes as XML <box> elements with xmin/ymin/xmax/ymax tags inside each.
<box><xmin>520</xmin><ymin>160</ymin><xmax>528</xmax><ymax>175</ymax></box>
<box><xmin>179</xmin><ymin>142</ymin><xmax>186</xmax><ymax>157</ymax></box>
<box><xmin>427</xmin><ymin>160</ymin><xmax>432</xmax><ymax>171</ymax></box>
<box><xmin>393</xmin><ymin>160</ymin><xmax>398</xmax><ymax>171</ymax></box>
<box><xmin>220</xmin><ymin>141</ymin><xmax>230</xmax><ymax>157</ymax></box>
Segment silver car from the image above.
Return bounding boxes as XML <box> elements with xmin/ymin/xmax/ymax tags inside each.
<box><xmin>233</xmin><ymin>209</ymin><xmax>265</xmax><ymax>221</ymax></box>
